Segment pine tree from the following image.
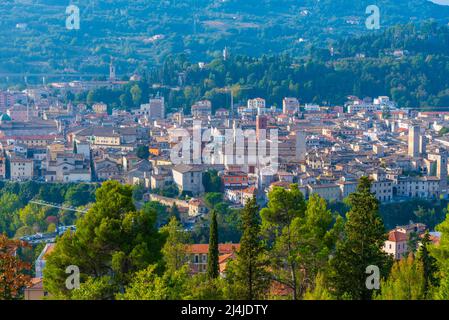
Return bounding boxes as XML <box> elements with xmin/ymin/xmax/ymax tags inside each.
<box><xmin>291</xmin><ymin>194</ymin><xmax>342</xmax><ymax>299</ymax></box>
<box><xmin>207</xmin><ymin>210</ymin><xmax>219</xmax><ymax>280</ymax></box>
<box><xmin>161</xmin><ymin>217</ymin><xmax>191</xmax><ymax>273</ymax></box>
<box><xmin>227</xmin><ymin>197</ymin><xmax>269</xmax><ymax>300</ymax></box>
<box><xmin>375</xmin><ymin>254</ymin><xmax>425</xmax><ymax>300</ymax></box>
<box><xmin>44</xmin><ymin>181</ymin><xmax>165</xmax><ymax>299</ymax></box>
<box><xmin>430</xmin><ymin>212</ymin><xmax>449</xmax><ymax>299</ymax></box>
<box><xmin>329</xmin><ymin>177</ymin><xmax>391</xmax><ymax>300</ymax></box>
<box><xmin>260</xmin><ymin>184</ymin><xmax>306</xmax><ymax>299</ymax></box>
<box><xmin>303</xmin><ymin>273</ymin><xmax>335</xmax><ymax>300</ymax></box>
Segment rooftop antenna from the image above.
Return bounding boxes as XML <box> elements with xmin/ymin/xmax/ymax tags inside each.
<box><xmin>229</xmin><ymin>87</ymin><xmax>234</xmax><ymax>119</ymax></box>
<box><xmin>193</xmin><ymin>14</ymin><xmax>198</xmax><ymax>34</ymax></box>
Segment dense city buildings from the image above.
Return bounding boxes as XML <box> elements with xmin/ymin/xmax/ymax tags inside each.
<box><xmin>2</xmin><ymin>86</ymin><xmax>449</xmax><ymax>208</ymax></box>
<box><xmin>1</xmin><ymin>82</ymin><xmax>448</xmax><ymax>303</ymax></box>
<box><xmin>4</xmin><ymin>0</ymin><xmax>449</xmax><ymax>306</ymax></box>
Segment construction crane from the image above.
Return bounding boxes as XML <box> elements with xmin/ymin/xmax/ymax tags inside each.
<box><xmin>215</xmin><ymin>85</ymin><xmax>254</xmax><ymax>118</ymax></box>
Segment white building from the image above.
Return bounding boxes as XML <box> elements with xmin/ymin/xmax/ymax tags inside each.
<box><xmin>247</xmin><ymin>98</ymin><xmax>266</xmax><ymax>110</ymax></box>
<box><xmin>35</xmin><ymin>243</ymin><xmax>55</xmax><ymax>278</ymax></box>
<box><xmin>283</xmin><ymin>97</ymin><xmax>300</xmax><ymax>115</ymax></box>
<box><xmin>191</xmin><ymin>100</ymin><xmax>212</xmax><ymax>118</ymax></box>
<box><xmin>10</xmin><ymin>157</ymin><xmax>34</xmax><ymax>181</ymax></box>
<box><xmin>384</xmin><ymin>230</ymin><xmax>408</xmax><ymax>260</ymax></box>
<box><xmin>92</xmin><ymin>102</ymin><xmax>107</xmax><ymax>114</ymax></box>
<box><xmin>396</xmin><ymin>176</ymin><xmax>441</xmax><ymax>199</ymax></box>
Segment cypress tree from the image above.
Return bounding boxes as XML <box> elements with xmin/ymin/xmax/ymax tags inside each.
<box><xmin>170</xmin><ymin>204</ymin><xmax>180</xmax><ymax>221</ymax></box>
<box><xmin>418</xmin><ymin>230</ymin><xmax>438</xmax><ymax>296</ymax></box>
<box><xmin>207</xmin><ymin>210</ymin><xmax>219</xmax><ymax>279</ymax></box>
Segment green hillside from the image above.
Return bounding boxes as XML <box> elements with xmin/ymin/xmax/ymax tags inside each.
<box><xmin>1</xmin><ymin>0</ymin><xmax>448</xmax><ymax>76</ymax></box>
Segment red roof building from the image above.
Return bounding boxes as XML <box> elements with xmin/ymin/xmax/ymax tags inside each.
<box><xmin>187</xmin><ymin>243</ymin><xmax>240</xmax><ymax>275</ymax></box>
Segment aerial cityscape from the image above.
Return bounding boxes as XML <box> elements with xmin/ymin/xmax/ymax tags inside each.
<box><xmin>2</xmin><ymin>0</ymin><xmax>449</xmax><ymax>307</ymax></box>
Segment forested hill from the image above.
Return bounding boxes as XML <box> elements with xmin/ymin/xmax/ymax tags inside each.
<box><xmin>73</xmin><ymin>22</ymin><xmax>449</xmax><ymax>114</ymax></box>
<box><xmin>1</xmin><ymin>0</ymin><xmax>449</xmax><ymax>75</ymax></box>
<box><xmin>337</xmin><ymin>22</ymin><xmax>449</xmax><ymax>58</ymax></box>
<box><xmin>141</xmin><ymin>22</ymin><xmax>449</xmax><ymax>110</ymax></box>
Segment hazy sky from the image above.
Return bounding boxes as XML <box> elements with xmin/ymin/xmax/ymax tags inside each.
<box><xmin>429</xmin><ymin>0</ymin><xmax>449</xmax><ymax>5</ymax></box>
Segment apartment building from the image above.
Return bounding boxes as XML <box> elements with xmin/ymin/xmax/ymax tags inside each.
<box><xmin>0</xmin><ymin>155</ymin><xmax>6</xmax><ymax>179</ymax></box>
<box><xmin>0</xmin><ymin>91</ymin><xmax>16</xmax><ymax>111</ymax></box>
<box><xmin>94</xmin><ymin>134</ymin><xmax>121</xmax><ymax>146</ymax></box>
<box><xmin>191</xmin><ymin>100</ymin><xmax>212</xmax><ymax>119</ymax></box>
<box><xmin>371</xmin><ymin>180</ymin><xmax>393</xmax><ymax>202</ymax></box>
<box><xmin>247</xmin><ymin>98</ymin><xmax>266</xmax><ymax>110</ymax></box>
<box><xmin>337</xmin><ymin>180</ymin><xmax>358</xmax><ymax>199</ymax></box>
<box><xmin>282</xmin><ymin>97</ymin><xmax>300</xmax><ymax>115</ymax></box>
<box><xmin>187</xmin><ymin>243</ymin><xmax>240</xmax><ymax>275</ymax></box>
<box><xmin>92</xmin><ymin>102</ymin><xmax>108</xmax><ymax>114</ymax></box>
<box><xmin>384</xmin><ymin>230</ymin><xmax>408</xmax><ymax>260</ymax></box>
<box><xmin>44</xmin><ymin>153</ymin><xmax>90</xmax><ymax>182</ymax></box>
<box><xmin>10</xmin><ymin>157</ymin><xmax>34</xmax><ymax>181</ymax></box>
<box><xmin>307</xmin><ymin>184</ymin><xmax>341</xmax><ymax>201</ymax></box>
<box><xmin>396</xmin><ymin>176</ymin><xmax>441</xmax><ymax>199</ymax></box>
<box><xmin>222</xmin><ymin>171</ymin><xmax>248</xmax><ymax>188</ymax></box>
<box><xmin>136</xmin><ymin>96</ymin><xmax>165</xmax><ymax>120</ymax></box>
<box><xmin>8</xmin><ymin>135</ymin><xmax>59</xmax><ymax>148</ymax></box>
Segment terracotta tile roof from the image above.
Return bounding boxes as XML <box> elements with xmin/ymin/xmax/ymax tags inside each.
<box><xmin>2</xmin><ymin>134</ymin><xmax>60</xmax><ymax>141</ymax></box>
<box><xmin>218</xmin><ymin>253</ymin><xmax>234</xmax><ymax>264</ymax></box>
<box><xmin>419</xmin><ymin>233</ymin><xmax>441</xmax><ymax>246</ymax></box>
<box><xmin>388</xmin><ymin>230</ymin><xmax>408</xmax><ymax>242</ymax></box>
<box><xmin>219</xmin><ymin>253</ymin><xmax>236</xmax><ymax>273</ymax></box>
<box><xmin>270</xmin><ymin>181</ymin><xmax>292</xmax><ymax>189</ymax></box>
<box><xmin>188</xmin><ymin>198</ymin><xmax>206</xmax><ymax>206</ymax></box>
<box><xmin>429</xmin><ymin>235</ymin><xmax>441</xmax><ymax>245</ymax></box>
<box><xmin>187</xmin><ymin>243</ymin><xmax>240</xmax><ymax>255</ymax></box>
<box><xmin>42</xmin><ymin>243</ymin><xmax>56</xmax><ymax>259</ymax></box>
<box><xmin>27</xmin><ymin>278</ymin><xmax>43</xmax><ymax>289</ymax></box>
<box><xmin>242</xmin><ymin>186</ymin><xmax>257</xmax><ymax>194</ymax></box>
